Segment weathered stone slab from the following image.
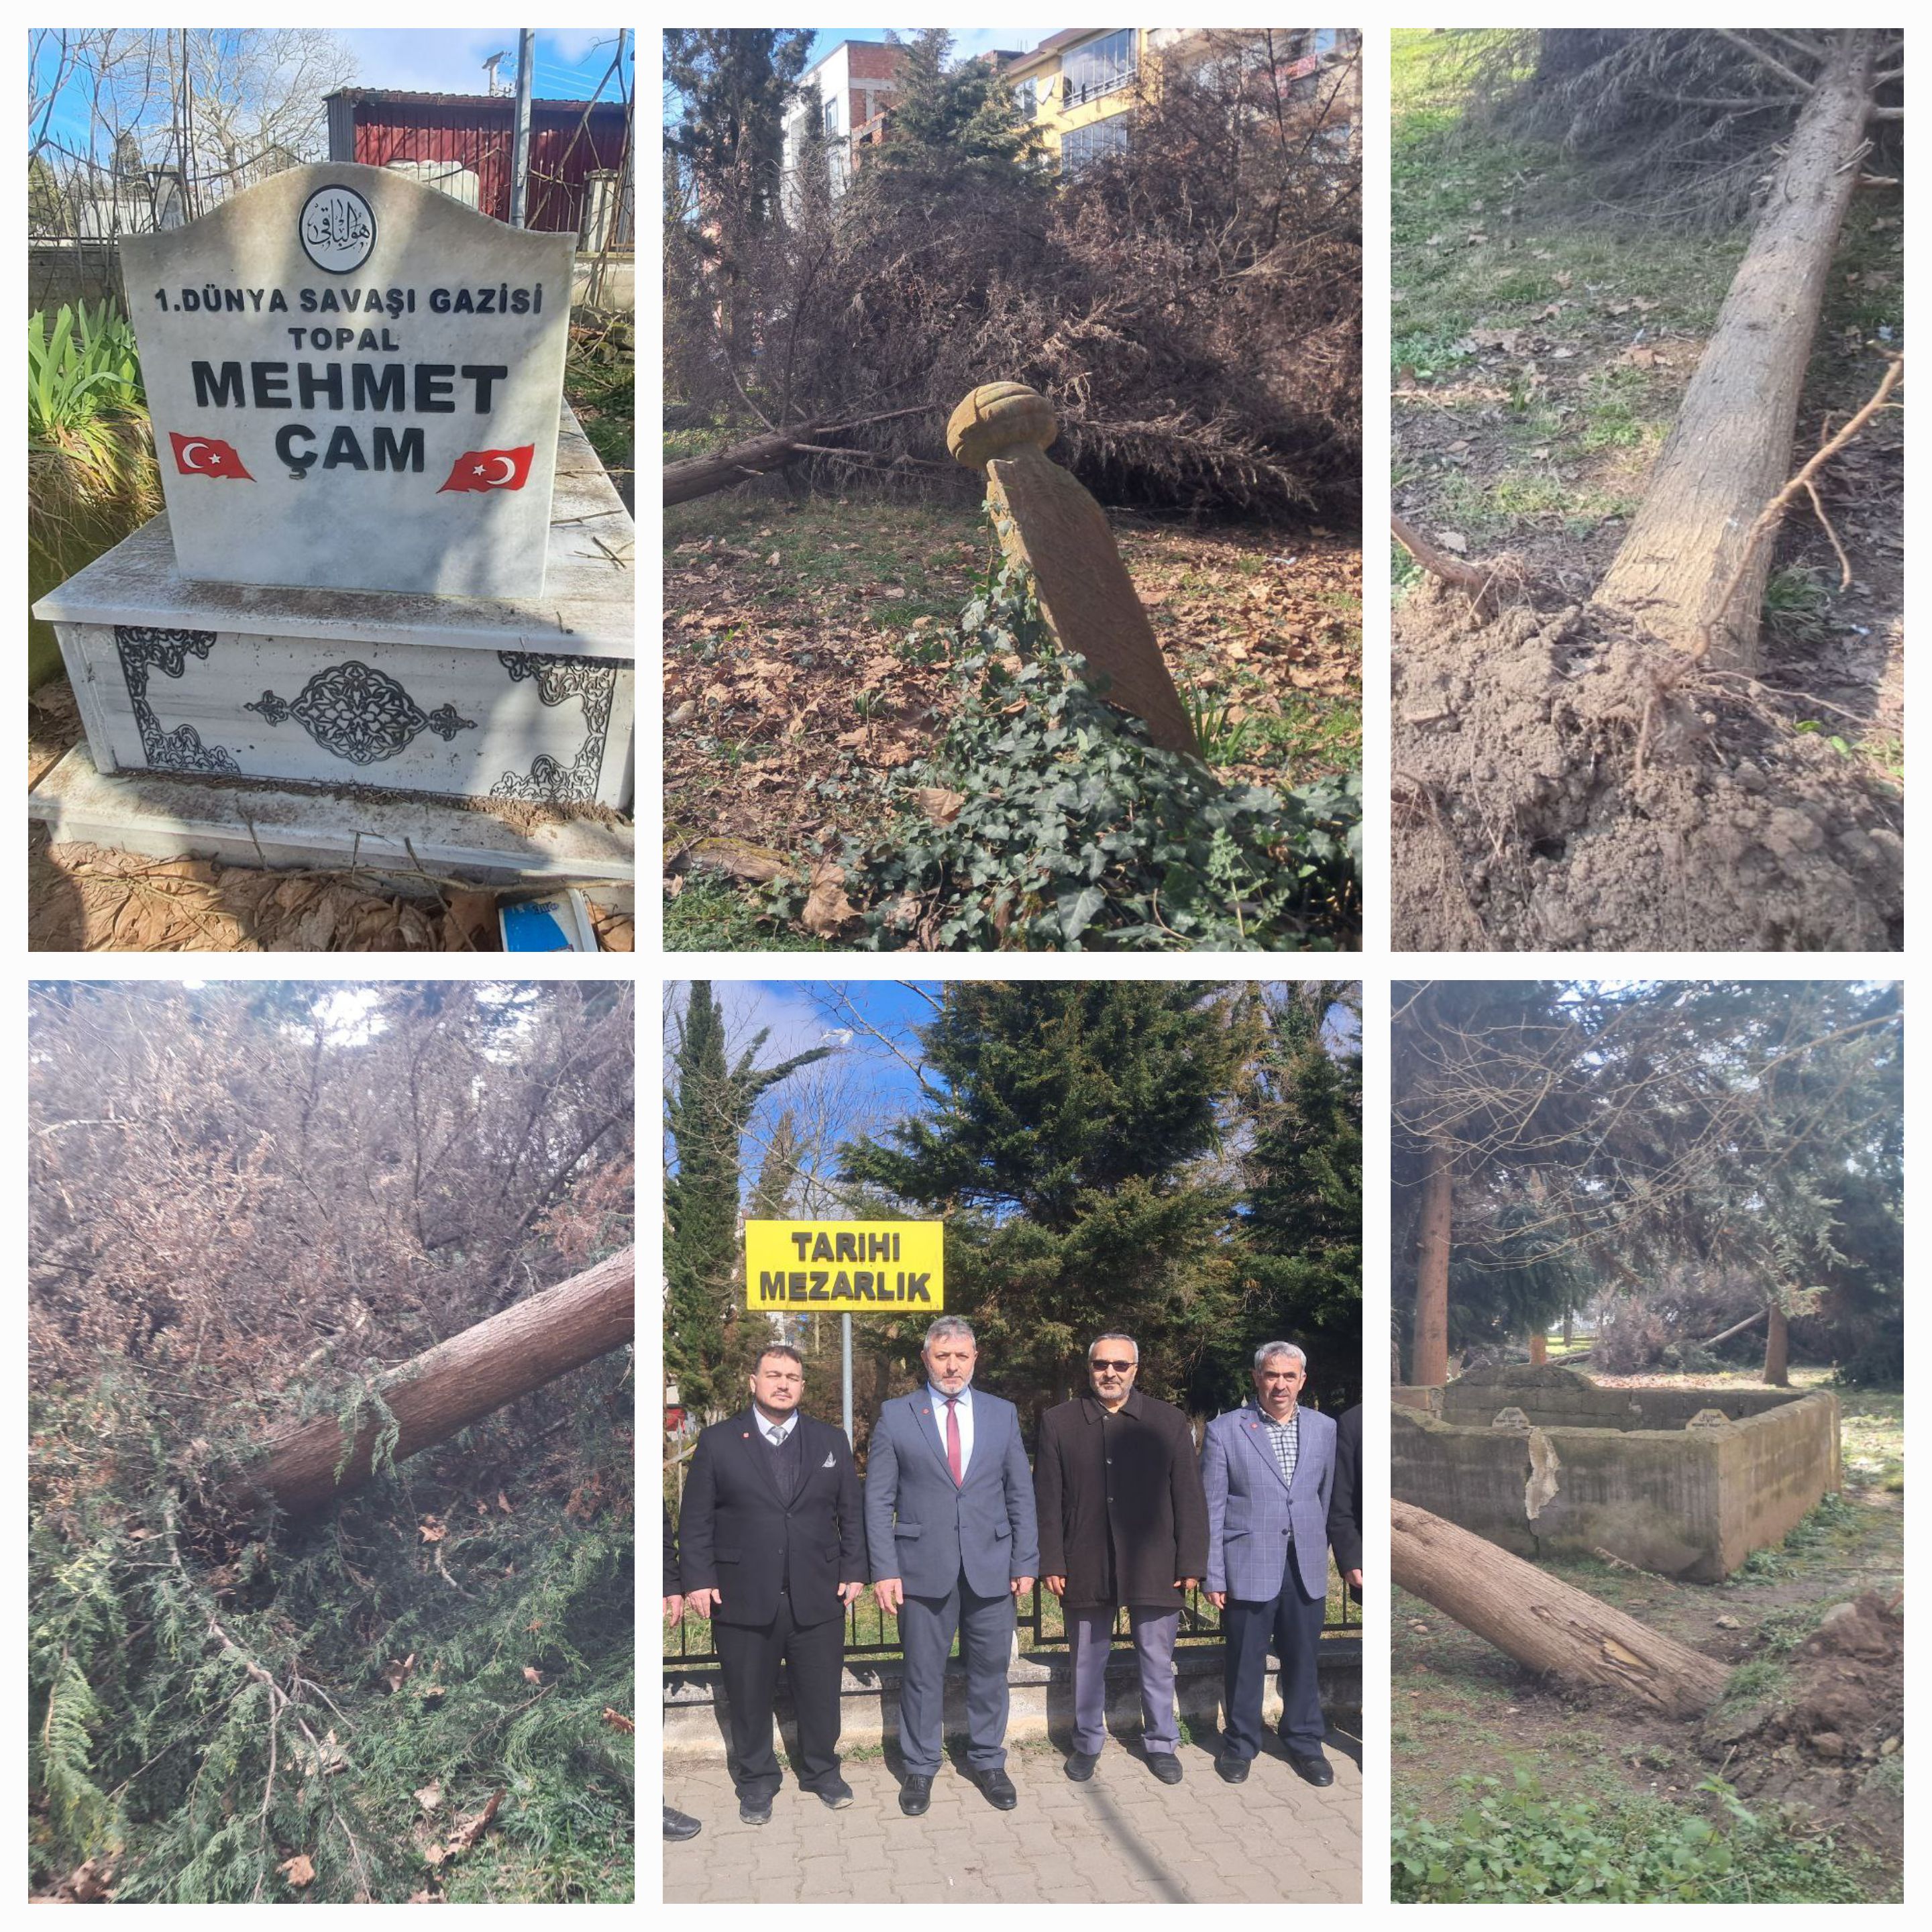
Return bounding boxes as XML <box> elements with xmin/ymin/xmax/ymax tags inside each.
<box><xmin>947</xmin><ymin>382</ymin><xmax>1197</xmax><ymax>755</ymax></box>
<box><xmin>121</xmin><ymin>162</ymin><xmax>574</xmax><ymax>597</ymax></box>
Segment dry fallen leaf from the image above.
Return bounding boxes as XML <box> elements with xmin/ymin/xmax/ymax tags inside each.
<box><xmin>1435</xmin><ymin>531</ymin><xmax>1468</xmax><ymax>554</ymax></box>
<box><xmin>447</xmin><ymin>1789</ymin><xmax>505</xmax><ymax>1855</ymax></box>
<box><xmin>423</xmin><ymin>1844</ymin><xmax>448</xmax><ymax>1870</ymax></box>
<box><xmin>601</xmin><ymin>1707</ymin><xmax>637</xmax><ymax>1735</ymax></box>
<box><xmin>278</xmin><ymin>1854</ymin><xmax>315</xmax><ymax>1888</ymax></box>
<box><xmin>801</xmin><ymin>862</ymin><xmax>858</xmax><ymax>938</ymax></box>
<box><xmin>414</xmin><ymin>1782</ymin><xmax>444</xmax><ymax>1815</ymax></box>
<box><xmin>912</xmin><ymin>786</ymin><xmax>966</xmax><ymax>825</ymax></box>
<box><xmin>419</xmin><ymin>1518</ymin><xmax>447</xmax><ymax>1544</ymax></box>
<box><xmin>383</xmin><ymin>1654</ymin><xmax>417</xmax><ymax>1693</ymax></box>
<box><xmin>523</xmin><ymin>1666</ymin><xmax>543</xmax><ymax>1686</ymax></box>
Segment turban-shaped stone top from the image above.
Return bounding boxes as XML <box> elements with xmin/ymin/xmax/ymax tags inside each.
<box><xmin>947</xmin><ymin>382</ymin><xmax>1059</xmax><ymax>469</ymax></box>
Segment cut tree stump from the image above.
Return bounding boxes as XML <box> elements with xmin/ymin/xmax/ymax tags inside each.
<box><xmin>1392</xmin><ymin>1499</ymin><xmax>1730</xmax><ymax>1717</ymax></box>
<box><xmin>218</xmin><ymin>1248</ymin><xmax>635</xmax><ymax>1517</ymax></box>
<box><xmin>1590</xmin><ymin>30</ymin><xmax>1883</xmax><ymax>669</ymax></box>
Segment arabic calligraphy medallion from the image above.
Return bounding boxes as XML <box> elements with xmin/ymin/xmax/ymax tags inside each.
<box><xmin>298</xmin><ymin>184</ymin><xmax>377</xmax><ymax>274</ymax></box>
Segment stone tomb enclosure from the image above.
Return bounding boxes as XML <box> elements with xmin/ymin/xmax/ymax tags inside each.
<box><xmin>121</xmin><ymin>163</ymin><xmax>574</xmax><ymax>599</ymax></box>
<box><xmin>1392</xmin><ymin>1364</ymin><xmax>1841</xmax><ymax>1582</ymax></box>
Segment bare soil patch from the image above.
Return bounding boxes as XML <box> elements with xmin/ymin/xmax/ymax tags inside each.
<box><xmin>1391</xmin><ymin>581</ymin><xmax>1903</xmax><ymax>951</ymax></box>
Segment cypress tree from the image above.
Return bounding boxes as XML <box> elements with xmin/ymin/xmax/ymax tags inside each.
<box><xmin>664</xmin><ymin>986</ymin><xmax>828</xmax><ymax>1415</ymax></box>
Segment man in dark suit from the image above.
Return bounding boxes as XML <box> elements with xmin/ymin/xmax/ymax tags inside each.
<box><xmin>1201</xmin><ymin>1340</ymin><xmax>1338</xmax><ymax>1788</ymax></box>
<box><xmin>680</xmin><ymin>1344</ymin><xmax>867</xmax><ymax>1825</ymax></box>
<box><xmin>661</xmin><ymin>1504</ymin><xmax>701</xmax><ymax>1841</ymax></box>
<box><xmin>867</xmin><ymin>1316</ymin><xmax>1039</xmax><ymax>1817</ymax></box>
<box><xmin>1035</xmin><ymin>1332</ymin><xmax>1208</xmax><ymax>1784</ymax></box>
<box><xmin>1328</xmin><ymin>1403</ymin><xmax>1363</xmax><ymax>1602</ymax></box>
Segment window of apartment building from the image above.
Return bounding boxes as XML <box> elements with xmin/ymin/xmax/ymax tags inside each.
<box><xmin>822</xmin><ymin>93</ymin><xmax>840</xmax><ymax>138</ymax></box>
<box><xmin>1013</xmin><ymin>76</ymin><xmax>1038</xmax><ymax>118</ymax></box>
<box><xmin>1060</xmin><ymin>112</ymin><xmax>1131</xmax><ymax>172</ymax></box>
<box><xmin>1063</xmin><ymin>28</ymin><xmax>1137</xmax><ymax>105</ymax></box>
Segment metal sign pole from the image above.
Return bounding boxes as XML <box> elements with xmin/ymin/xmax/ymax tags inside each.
<box><xmin>842</xmin><ymin>1312</ymin><xmax>854</xmax><ymax>1447</ymax></box>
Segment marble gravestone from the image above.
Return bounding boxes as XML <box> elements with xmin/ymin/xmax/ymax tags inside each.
<box><xmin>33</xmin><ymin>162</ymin><xmax>635</xmax><ymax>851</ymax></box>
<box><xmin>122</xmin><ymin>164</ymin><xmax>574</xmax><ymax>598</ymax></box>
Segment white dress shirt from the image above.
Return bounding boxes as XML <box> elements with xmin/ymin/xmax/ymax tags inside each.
<box><xmin>755</xmin><ymin>1406</ymin><xmax>800</xmax><ymax>1446</ymax></box>
<box><xmin>927</xmin><ymin>1381</ymin><xmax>975</xmax><ymax>1477</ymax></box>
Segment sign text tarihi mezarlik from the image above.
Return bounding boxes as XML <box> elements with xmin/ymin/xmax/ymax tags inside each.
<box><xmin>743</xmin><ymin>1221</ymin><xmax>945</xmax><ymax>1311</ymax></box>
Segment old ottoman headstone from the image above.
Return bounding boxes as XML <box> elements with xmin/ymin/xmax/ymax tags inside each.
<box><xmin>32</xmin><ymin>162</ymin><xmax>634</xmax><ymax>843</ymax></box>
<box><xmin>947</xmin><ymin>382</ymin><xmax>1196</xmax><ymax>756</ymax></box>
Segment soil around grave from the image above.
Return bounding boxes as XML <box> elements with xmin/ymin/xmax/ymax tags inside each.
<box><xmin>1393</xmin><ymin>1371</ymin><xmax>1904</xmax><ymax>1897</ymax></box>
<box><xmin>1391</xmin><ymin>580</ymin><xmax>1904</xmax><ymax>951</ymax></box>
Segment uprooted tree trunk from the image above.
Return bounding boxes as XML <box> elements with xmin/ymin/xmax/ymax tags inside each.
<box><xmin>1591</xmin><ymin>29</ymin><xmax>1884</xmax><ymax>669</ymax></box>
<box><xmin>1392</xmin><ymin>1500</ymin><xmax>1731</xmax><ymax>1716</ymax></box>
<box><xmin>218</xmin><ymin>1249</ymin><xmax>635</xmax><ymax>1518</ymax></box>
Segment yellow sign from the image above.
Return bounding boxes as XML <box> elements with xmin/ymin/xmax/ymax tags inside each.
<box><xmin>744</xmin><ymin>1220</ymin><xmax>944</xmax><ymax>1311</ymax></box>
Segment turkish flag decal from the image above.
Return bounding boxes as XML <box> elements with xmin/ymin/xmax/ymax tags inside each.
<box><xmin>439</xmin><ymin>445</ymin><xmax>535</xmax><ymax>494</ymax></box>
<box><xmin>170</xmin><ymin>432</ymin><xmax>253</xmax><ymax>480</ymax></box>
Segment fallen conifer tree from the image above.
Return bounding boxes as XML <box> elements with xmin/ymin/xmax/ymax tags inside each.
<box><xmin>1393</xmin><ymin>1499</ymin><xmax>1730</xmax><ymax>1716</ymax></box>
<box><xmin>218</xmin><ymin>1248</ymin><xmax>635</xmax><ymax>1517</ymax></box>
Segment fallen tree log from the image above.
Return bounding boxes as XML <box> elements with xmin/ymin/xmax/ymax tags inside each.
<box><xmin>663</xmin><ymin>405</ymin><xmax>941</xmax><ymax>507</ymax></box>
<box><xmin>1391</xmin><ymin>1499</ymin><xmax>1729</xmax><ymax>1717</ymax></box>
<box><xmin>219</xmin><ymin>1249</ymin><xmax>635</xmax><ymax>1518</ymax></box>
<box><xmin>664</xmin><ymin>427</ymin><xmax>818</xmax><ymax>506</ymax></box>
<box><xmin>1591</xmin><ymin>29</ymin><xmax>1885</xmax><ymax>669</ymax></box>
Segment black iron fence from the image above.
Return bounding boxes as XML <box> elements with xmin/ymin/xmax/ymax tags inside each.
<box><xmin>666</xmin><ymin>1568</ymin><xmax>1358</xmax><ymax>1668</ymax></box>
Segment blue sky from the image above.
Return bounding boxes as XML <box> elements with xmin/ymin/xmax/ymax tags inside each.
<box><xmin>31</xmin><ymin>30</ymin><xmax>630</xmax><ymax>157</ymax></box>
<box><xmin>806</xmin><ymin>28</ymin><xmax>1051</xmax><ymax>67</ymax></box>
<box><xmin>667</xmin><ymin>981</ymin><xmax>1360</xmax><ymax>1214</ymax></box>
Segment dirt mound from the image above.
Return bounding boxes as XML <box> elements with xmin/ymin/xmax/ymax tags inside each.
<box><xmin>1392</xmin><ymin>580</ymin><xmax>1904</xmax><ymax>951</ymax></box>
<box><xmin>1699</xmin><ymin>1591</ymin><xmax>1904</xmax><ymax>1870</ymax></box>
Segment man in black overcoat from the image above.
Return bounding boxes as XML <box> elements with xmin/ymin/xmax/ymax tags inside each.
<box><xmin>1034</xmin><ymin>1332</ymin><xmax>1209</xmax><ymax>1784</ymax></box>
<box><xmin>1328</xmin><ymin>1403</ymin><xmax>1363</xmax><ymax>1602</ymax></box>
<box><xmin>679</xmin><ymin>1344</ymin><xmax>867</xmax><ymax>1823</ymax></box>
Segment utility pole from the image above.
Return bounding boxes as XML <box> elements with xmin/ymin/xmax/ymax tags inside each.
<box><xmin>508</xmin><ymin>29</ymin><xmax>534</xmax><ymax>228</ymax></box>
<box><xmin>483</xmin><ymin>50</ymin><xmax>508</xmax><ymax>97</ymax></box>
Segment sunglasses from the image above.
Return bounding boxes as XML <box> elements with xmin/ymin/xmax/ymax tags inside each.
<box><xmin>1090</xmin><ymin>1359</ymin><xmax>1136</xmax><ymax>1373</ymax></box>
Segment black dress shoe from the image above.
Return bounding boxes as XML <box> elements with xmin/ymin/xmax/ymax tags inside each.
<box><xmin>899</xmin><ymin>1774</ymin><xmax>933</xmax><ymax>1817</ymax></box>
<box><xmin>663</xmin><ymin>1805</ymin><xmax>702</xmax><ymax>1841</ymax></box>
<box><xmin>1286</xmin><ymin>1748</ymin><xmax>1334</xmax><ymax>1787</ymax></box>
<box><xmin>973</xmin><ymin>1767</ymin><xmax>1019</xmax><ymax>1810</ymax></box>
<box><xmin>1064</xmin><ymin>1750</ymin><xmax>1099</xmax><ymax>1782</ymax></box>
<box><xmin>1215</xmin><ymin>1752</ymin><xmax>1250</xmax><ymax>1784</ymax></box>
<box><xmin>815</xmin><ymin>1775</ymin><xmax>855</xmax><ymax>1809</ymax></box>
<box><xmin>738</xmin><ymin>1791</ymin><xmax>773</xmax><ymax>1825</ymax></box>
<box><xmin>1148</xmin><ymin>1753</ymin><xmax>1184</xmax><ymax>1785</ymax></box>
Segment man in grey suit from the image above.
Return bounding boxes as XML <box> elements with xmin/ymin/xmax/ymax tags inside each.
<box><xmin>867</xmin><ymin>1316</ymin><xmax>1040</xmax><ymax>1817</ymax></box>
<box><xmin>1201</xmin><ymin>1340</ymin><xmax>1338</xmax><ymax>1788</ymax></box>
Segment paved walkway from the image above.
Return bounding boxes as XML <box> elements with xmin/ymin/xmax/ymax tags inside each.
<box><xmin>663</xmin><ymin>1731</ymin><xmax>1360</xmax><ymax>1903</ymax></box>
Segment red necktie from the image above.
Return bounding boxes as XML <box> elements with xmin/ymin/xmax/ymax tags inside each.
<box><xmin>946</xmin><ymin>1397</ymin><xmax>963</xmax><ymax>1486</ymax></box>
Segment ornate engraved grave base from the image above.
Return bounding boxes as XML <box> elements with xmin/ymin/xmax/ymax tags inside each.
<box><xmin>32</xmin><ymin>408</ymin><xmax>635</xmax><ymax>845</ymax></box>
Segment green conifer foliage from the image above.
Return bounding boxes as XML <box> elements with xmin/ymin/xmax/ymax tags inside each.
<box><xmin>665</xmin><ymin>985</ymin><xmax>830</xmax><ymax>1415</ymax></box>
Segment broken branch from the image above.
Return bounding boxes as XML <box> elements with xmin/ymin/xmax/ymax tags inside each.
<box><xmin>1711</xmin><ymin>29</ymin><xmax>1819</xmax><ymax>97</ymax></box>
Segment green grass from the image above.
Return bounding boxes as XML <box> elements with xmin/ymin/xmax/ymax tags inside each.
<box><xmin>666</xmin><ymin>496</ymin><xmax>986</xmax><ymax>627</ymax></box>
<box><xmin>1837</xmin><ymin>1389</ymin><xmax>1904</xmax><ymax>1493</ymax></box>
<box><xmin>663</xmin><ymin>875</ymin><xmax>826</xmax><ymax>953</ymax></box>
<box><xmin>1393</xmin><ymin>1768</ymin><xmax>1873</xmax><ymax>1903</ymax></box>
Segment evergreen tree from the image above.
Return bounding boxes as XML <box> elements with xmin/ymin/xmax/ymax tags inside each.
<box><xmin>1234</xmin><ymin>985</ymin><xmax>1364</xmax><ymax>1409</ymax></box>
<box><xmin>28</xmin><ymin>154</ymin><xmax>64</xmax><ymax>234</ymax></box>
<box><xmin>839</xmin><ymin>983</ymin><xmax>1256</xmax><ymax>1412</ymax></box>
<box><xmin>664</xmin><ymin>985</ymin><xmax>828</xmax><ymax>1415</ymax></box>
<box><xmin>663</xmin><ymin>28</ymin><xmax>814</xmax><ymax>362</ymax></box>
<box><xmin>871</xmin><ymin>28</ymin><xmax>1043</xmax><ymax>203</ymax></box>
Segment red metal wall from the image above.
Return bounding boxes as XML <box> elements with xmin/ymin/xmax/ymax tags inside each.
<box><xmin>335</xmin><ymin>93</ymin><xmax>631</xmax><ymax>239</ymax></box>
